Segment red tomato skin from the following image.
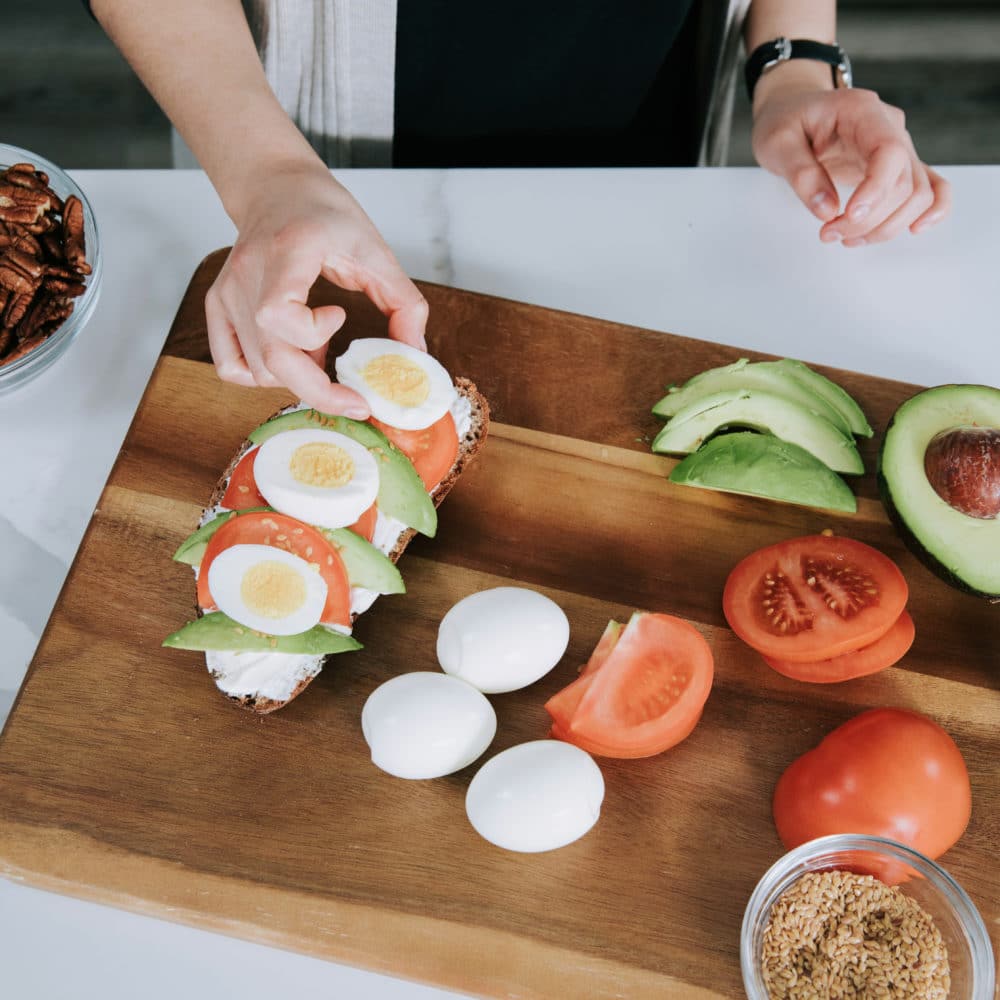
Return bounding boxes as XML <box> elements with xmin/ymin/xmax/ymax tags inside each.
<box><xmin>348</xmin><ymin>503</ymin><xmax>377</xmax><ymax>543</ymax></box>
<box><xmin>762</xmin><ymin>610</ymin><xmax>916</xmax><ymax>683</ymax></box>
<box><xmin>221</xmin><ymin>447</ymin><xmax>268</xmax><ymax>510</ymax></box>
<box><xmin>370</xmin><ymin>412</ymin><xmax>459</xmax><ymax>491</ymax></box>
<box><xmin>773</xmin><ymin>708</ymin><xmax>972</xmax><ymax>861</ymax></box>
<box><xmin>197</xmin><ymin>511</ymin><xmax>352</xmax><ymax>628</ymax></box>
<box><xmin>723</xmin><ymin>534</ymin><xmax>909</xmax><ymax>663</ymax></box>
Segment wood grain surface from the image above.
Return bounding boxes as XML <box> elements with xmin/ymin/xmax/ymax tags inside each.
<box><xmin>1</xmin><ymin>253</ymin><xmax>997</xmax><ymax>998</ymax></box>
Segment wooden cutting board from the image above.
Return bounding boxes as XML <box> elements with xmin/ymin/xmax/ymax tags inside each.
<box><xmin>1</xmin><ymin>251</ymin><xmax>997</xmax><ymax>998</ymax></box>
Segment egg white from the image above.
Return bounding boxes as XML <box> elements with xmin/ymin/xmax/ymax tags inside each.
<box><xmin>361</xmin><ymin>672</ymin><xmax>497</xmax><ymax>779</ymax></box>
<box><xmin>335</xmin><ymin>338</ymin><xmax>457</xmax><ymax>430</ymax></box>
<box><xmin>253</xmin><ymin>427</ymin><xmax>379</xmax><ymax>530</ymax></box>
<box><xmin>207</xmin><ymin>543</ymin><xmax>328</xmax><ymax>635</ymax></box>
<box><xmin>437</xmin><ymin>587</ymin><xmax>571</xmax><ymax>693</ymax></box>
<box><xmin>465</xmin><ymin>741</ymin><xmax>605</xmax><ymax>852</ymax></box>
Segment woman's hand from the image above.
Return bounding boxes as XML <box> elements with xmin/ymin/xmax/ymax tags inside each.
<box><xmin>751</xmin><ymin>67</ymin><xmax>951</xmax><ymax>247</ymax></box>
<box><xmin>205</xmin><ymin>160</ymin><xmax>429</xmax><ymax>415</ymax></box>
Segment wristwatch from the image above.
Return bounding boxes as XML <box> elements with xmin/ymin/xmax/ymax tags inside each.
<box><xmin>745</xmin><ymin>38</ymin><xmax>853</xmax><ymax>102</ymax></box>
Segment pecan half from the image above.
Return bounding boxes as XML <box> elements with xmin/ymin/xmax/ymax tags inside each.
<box><xmin>62</xmin><ymin>196</ymin><xmax>87</xmax><ymax>273</ymax></box>
<box><xmin>0</xmin><ymin>330</ymin><xmax>50</xmax><ymax>368</ymax></box>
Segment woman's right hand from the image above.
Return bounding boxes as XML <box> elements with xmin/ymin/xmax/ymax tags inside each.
<box><xmin>205</xmin><ymin>159</ymin><xmax>429</xmax><ymax>416</ymax></box>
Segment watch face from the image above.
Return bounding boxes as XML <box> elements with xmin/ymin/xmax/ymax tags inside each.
<box><xmin>836</xmin><ymin>49</ymin><xmax>853</xmax><ymax>89</ymax></box>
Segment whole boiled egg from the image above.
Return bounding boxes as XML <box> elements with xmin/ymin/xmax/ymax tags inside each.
<box><xmin>361</xmin><ymin>672</ymin><xmax>497</xmax><ymax>779</ymax></box>
<box><xmin>437</xmin><ymin>587</ymin><xmax>570</xmax><ymax>693</ymax></box>
<box><xmin>253</xmin><ymin>427</ymin><xmax>379</xmax><ymax>530</ymax></box>
<box><xmin>465</xmin><ymin>740</ymin><xmax>605</xmax><ymax>852</ymax></box>
<box><xmin>207</xmin><ymin>543</ymin><xmax>328</xmax><ymax>635</ymax></box>
<box><xmin>335</xmin><ymin>338</ymin><xmax>457</xmax><ymax>430</ymax></box>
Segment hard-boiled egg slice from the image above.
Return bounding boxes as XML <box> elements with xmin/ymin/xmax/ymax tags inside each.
<box><xmin>253</xmin><ymin>428</ymin><xmax>379</xmax><ymax>530</ymax></box>
<box><xmin>335</xmin><ymin>338</ymin><xmax>458</xmax><ymax>431</ymax></box>
<box><xmin>361</xmin><ymin>672</ymin><xmax>497</xmax><ymax>779</ymax></box>
<box><xmin>207</xmin><ymin>543</ymin><xmax>328</xmax><ymax>635</ymax></box>
<box><xmin>437</xmin><ymin>587</ymin><xmax>570</xmax><ymax>693</ymax></box>
<box><xmin>465</xmin><ymin>741</ymin><xmax>605</xmax><ymax>852</ymax></box>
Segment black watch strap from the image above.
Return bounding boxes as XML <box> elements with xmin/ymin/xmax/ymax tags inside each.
<box><xmin>745</xmin><ymin>38</ymin><xmax>853</xmax><ymax>102</ymax></box>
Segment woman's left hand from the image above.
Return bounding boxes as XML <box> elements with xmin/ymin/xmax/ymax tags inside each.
<box><xmin>751</xmin><ymin>71</ymin><xmax>952</xmax><ymax>247</ymax></box>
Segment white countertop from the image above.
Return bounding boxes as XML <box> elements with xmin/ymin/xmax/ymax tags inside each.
<box><xmin>1</xmin><ymin>165</ymin><xmax>997</xmax><ymax>998</ymax></box>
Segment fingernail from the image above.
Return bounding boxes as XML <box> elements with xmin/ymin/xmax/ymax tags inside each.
<box><xmin>849</xmin><ymin>203</ymin><xmax>871</xmax><ymax>222</ymax></box>
<box><xmin>913</xmin><ymin>211</ymin><xmax>943</xmax><ymax>234</ymax></box>
<box><xmin>345</xmin><ymin>405</ymin><xmax>370</xmax><ymax>420</ymax></box>
<box><xmin>843</xmin><ymin>237</ymin><xmax>867</xmax><ymax>248</ymax></box>
<box><xmin>821</xmin><ymin>230</ymin><xmax>841</xmax><ymax>243</ymax></box>
<box><xmin>418</xmin><ymin>335</ymin><xmax>428</xmax><ymax>352</ymax></box>
<box><xmin>810</xmin><ymin>193</ymin><xmax>835</xmax><ymax>218</ymax></box>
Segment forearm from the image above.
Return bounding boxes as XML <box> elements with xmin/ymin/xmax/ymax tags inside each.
<box><xmin>91</xmin><ymin>0</ymin><xmax>331</xmax><ymax>226</ymax></box>
<box><xmin>744</xmin><ymin>0</ymin><xmax>837</xmax><ymax>112</ymax></box>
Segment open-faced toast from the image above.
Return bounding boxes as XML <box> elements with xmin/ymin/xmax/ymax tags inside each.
<box><xmin>165</xmin><ymin>371</ymin><xmax>490</xmax><ymax>714</ymax></box>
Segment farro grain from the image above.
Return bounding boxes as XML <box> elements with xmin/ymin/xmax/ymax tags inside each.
<box><xmin>761</xmin><ymin>870</ymin><xmax>950</xmax><ymax>999</ymax></box>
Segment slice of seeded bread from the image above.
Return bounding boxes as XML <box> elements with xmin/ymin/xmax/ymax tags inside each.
<box><xmin>193</xmin><ymin>377</ymin><xmax>490</xmax><ymax>714</ymax></box>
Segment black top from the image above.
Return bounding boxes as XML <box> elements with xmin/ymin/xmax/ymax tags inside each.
<box><xmin>83</xmin><ymin>0</ymin><xmax>700</xmax><ymax>167</ymax></box>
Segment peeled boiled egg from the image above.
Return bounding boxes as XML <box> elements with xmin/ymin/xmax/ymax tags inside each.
<box><xmin>253</xmin><ymin>427</ymin><xmax>379</xmax><ymax>530</ymax></box>
<box><xmin>335</xmin><ymin>338</ymin><xmax>457</xmax><ymax>430</ymax></box>
<box><xmin>207</xmin><ymin>543</ymin><xmax>328</xmax><ymax>635</ymax></box>
<box><xmin>465</xmin><ymin>741</ymin><xmax>604</xmax><ymax>852</ymax></box>
<box><xmin>437</xmin><ymin>587</ymin><xmax>570</xmax><ymax>693</ymax></box>
<box><xmin>361</xmin><ymin>672</ymin><xmax>497</xmax><ymax>779</ymax></box>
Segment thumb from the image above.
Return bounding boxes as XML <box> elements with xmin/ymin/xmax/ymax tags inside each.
<box><xmin>757</xmin><ymin>128</ymin><xmax>840</xmax><ymax>222</ymax></box>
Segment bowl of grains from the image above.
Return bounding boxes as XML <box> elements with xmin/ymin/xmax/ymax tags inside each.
<box><xmin>0</xmin><ymin>142</ymin><xmax>102</xmax><ymax>392</ymax></box>
<box><xmin>741</xmin><ymin>834</ymin><xmax>994</xmax><ymax>1000</ymax></box>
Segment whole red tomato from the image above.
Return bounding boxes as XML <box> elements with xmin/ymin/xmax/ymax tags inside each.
<box><xmin>773</xmin><ymin>708</ymin><xmax>971</xmax><ymax>860</ymax></box>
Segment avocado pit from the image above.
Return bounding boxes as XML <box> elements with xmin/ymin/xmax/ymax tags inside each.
<box><xmin>923</xmin><ymin>425</ymin><xmax>1000</xmax><ymax>520</ymax></box>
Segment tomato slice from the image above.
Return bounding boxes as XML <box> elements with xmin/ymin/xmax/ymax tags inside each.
<box><xmin>370</xmin><ymin>412</ymin><xmax>459</xmax><ymax>491</ymax></box>
<box><xmin>580</xmin><ymin>619</ymin><xmax>624</xmax><ymax>677</ymax></box>
<box><xmin>723</xmin><ymin>534</ymin><xmax>908</xmax><ymax>663</ymax></box>
<box><xmin>196</xmin><ymin>511</ymin><xmax>351</xmax><ymax>628</ymax></box>
<box><xmin>348</xmin><ymin>502</ymin><xmax>377</xmax><ymax>543</ymax></box>
<box><xmin>546</xmin><ymin>612</ymin><xmax>714</xmax><ymax>758</ymax></box>
<box><xmin>221</xmin><ymin>447</ymin><xmax>268</xmax><ymax>510</ymax></box>
<box><xmin>762</xmin><ymin>610</ymin><xmax>915</xmax><ymax>683</ymax></box>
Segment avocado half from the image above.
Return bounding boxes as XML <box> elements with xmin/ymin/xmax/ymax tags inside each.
<box><xmin>878</xmin><ymin>384</ymin><xmax>1000</xmax><ymax>600</ymax></box>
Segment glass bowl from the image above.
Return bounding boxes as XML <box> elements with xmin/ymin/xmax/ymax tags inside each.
<box><xmin>0</xmin><ymin>141</ymin><xmax>102</xmax><ymax>393</ymax></box>
<box><xmin>741</xmin><ymin>834</ymin><xmax>995</xmax><ymax>1000</ymax></box>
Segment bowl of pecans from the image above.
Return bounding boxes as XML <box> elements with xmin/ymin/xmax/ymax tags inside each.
<box><xmin>0</xmin><ymin>142</ymin><xmax>101</xmax><ymax>392</ymax></box>
<box><xmin>741</xmin><ymin>834</ymin><xmax>994</xmax><ymax>1000</ymax></box>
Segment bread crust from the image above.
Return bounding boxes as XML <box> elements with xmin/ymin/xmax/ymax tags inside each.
<box><xmin>195</xmin><ymin>379</ymin><xmax>490</xmax><ymax>714</ymax></box>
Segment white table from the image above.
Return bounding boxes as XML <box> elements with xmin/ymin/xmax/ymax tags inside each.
<box><xmin>1</xmin><ymin>166</ymin><xmax>996</xmax><ymax>999</ymax></box>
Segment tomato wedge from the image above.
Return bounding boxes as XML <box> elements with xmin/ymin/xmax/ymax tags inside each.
<box><xmin>371</xmin><ymin>412</ymin><xmax>459</xmax><ymax>491</ymax></box>
<box><xmin>545</xmin><ymin>612</ymin><xmax>714</xmax><ymax>759</ymax></box>
<box><xmin>221</xmin><ymin>447</ymin><xmax>268</xmax><ymax>510</ymax></box>
<box><xmin>762</xmin><ymin>609</ymin><xmax>915</xmax><ymax>683</ymax></box>
<box><xmin>197</xmin><ymin>511</ymin><xmax>351</xmax><ymax>628</ymax></box>
<box><xmin>723</xmin><ymin>534</ymin><xmax>908</xmax><ymax>663</ymax></box>
<box><xmin>348</xmin><ymin>502</ymin><xmax>377</xmax><ymax>543</ymax></box>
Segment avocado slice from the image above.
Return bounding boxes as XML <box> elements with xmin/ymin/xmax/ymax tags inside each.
<box><xmin>651</xmin><ymin>389</ymin><xmax>864</xmax><ymax>475</ymax></box>
<box><xmin>248</xmin><ymin>409</ymin><xmax>437</xmax><ymax>537</ymax></box>
<box><xmin>653</xmin><ymin>358</ymin><xmax>853</xmax><ymax>436</ymax></box>
<box><xmin>878</xmin><ymin>384</ymin><xmax>1000</xmax><ymax>598</ymax></box>
<box><xmin>174</xmin><ymin>509</ymin><xmax>405</xmax><ymax>595</ymax></box>
<box><xmin>669</xmin><ymin>432</ymin><xmax>857</xmax><ymax>513</ymax></box>
<box><xmin>769</xmin><ymin>358</ymin><xmax>873</xmax><ymax>438</ymax></box>
<box><xmin>163</xmin><ymin>612</ymin><xmax>363</xmax><ymax>654</ymax></box>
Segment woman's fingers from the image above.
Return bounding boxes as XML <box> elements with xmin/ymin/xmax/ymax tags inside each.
<box><xmin>911</xmin><ymin>167</ymin><xmax>953</xmax><ymax>234</ymax></box>
<box><xmin>259</xmin><ymin>339</ymin><xmax>371</xmax><ymax>416</ymax></box>
<box><xmin>206</xmin><ymin>285</ymin><xmax>256</xmax><ymax>386</ymax></box>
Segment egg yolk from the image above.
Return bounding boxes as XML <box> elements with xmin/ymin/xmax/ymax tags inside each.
<box><xmin>289</xmin><ymin>442</ymin><xmax>354</xmax><ymax>488</ymax></box>
<box><xmin>362</xmin><ymin>354</ymin><xmax>430</xmax><ymax>408</ymax></box>
<box><xmin>240</xmin><ymin>561</ymin><xmax>307</xmax><ymax>619</ymax></box>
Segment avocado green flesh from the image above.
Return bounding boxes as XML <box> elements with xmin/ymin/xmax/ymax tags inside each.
<box><xmin>669</xmin><ymin>432</ymin><xmax>857</xmax><ymax>513</ymax></box>
<box><xmin>163</xmin><ymin>612</ymin><xmax>363</xmax><ymax>654</ymax></box>
<box><xmin>879</xmin><ymin>384</ymin><xmax>1000</xmax><ymax>597</ymax></box>
<box><xmin>652</xmin><ymin>358</ymin><xmax>852</xmax><ymax>435</ymax></box>
<box><xmin>248</xmin><ymin>409</ymin><xmax>437</xmax><ymax>537</ymax></box>
<box><xmin>770</xmin><ymin>358</ymin><xmax>873</xmax><ymax>438</ymax></box>
<box><xmin>173</xmin><ymin>509</ymin><xmax>405</xmax><ymax>595</ymax></box>
<box><xmin>651</xmin><ymin>389</ymin><xmax>864</xmax><ymax>475</ymax></box>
